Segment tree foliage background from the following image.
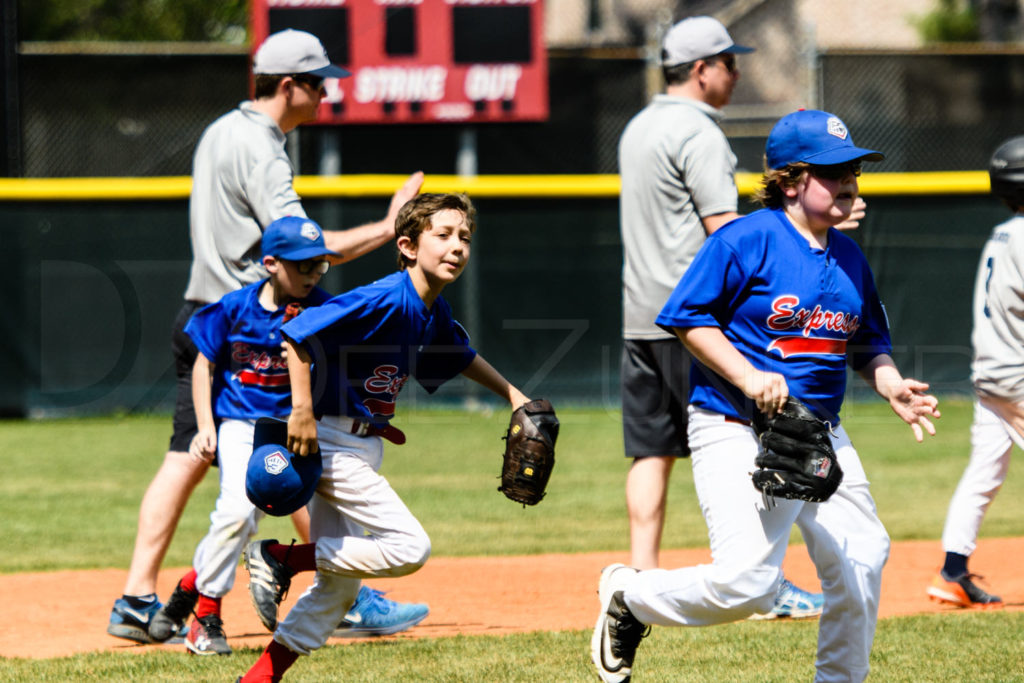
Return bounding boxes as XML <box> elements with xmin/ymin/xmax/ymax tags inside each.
<box><xmin>17</xmin><ymin>0</ymin><xmax>250</xmax><ymax>42</ymax></box>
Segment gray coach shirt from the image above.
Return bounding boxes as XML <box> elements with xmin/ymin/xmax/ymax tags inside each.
<box><xmin>184</xmin><ymin>102</ymin><xmax>307</xmax><ymax>304</ymax></box>
<box><xmin>619</xmin><ymin>95</ymin><xmax>739</xmax><ymax>340</ymax></box>
<box><xmin>972</xmin><ymin>214</ymin><xmax>1024</xmax><ymax>400</ymax></box>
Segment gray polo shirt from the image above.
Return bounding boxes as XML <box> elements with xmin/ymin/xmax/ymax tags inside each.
<box><xmin>972</xmin><ymin>214</ymin><xmax>1024</xmax><ymax>400</ymax></box>
<box><xmin>619</xmin><ymin>94</ymin><xmax>739</xmax><ymax>340</ymax></box>
<box><xmin>184</xmin><ymin>102</ymin><xmax>307</xmax><ymax>304</ymax></box>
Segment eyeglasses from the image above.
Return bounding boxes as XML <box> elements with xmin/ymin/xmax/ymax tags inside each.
<box><xmin>289</xmin><ymin>74</ymin><xmax>325</xmax><ymax>93</ymax></box>
<box><xmin>289</xmin><ymin>258</ymin><xmax>330</xmax><ymax>275</ymax></box>
<box><xmin>708</xmin><ymin>53</ymin><xmax>737</xmax><ymax>74</ymax></box>
<box><xmin>809</xmin><ymin>162</ymin><xmax>862</xmax><ymax>180</ymax></box>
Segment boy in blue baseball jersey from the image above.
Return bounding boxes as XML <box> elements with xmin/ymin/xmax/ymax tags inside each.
<box><xmin>591</xmin><ymin>110</ymin><xmax>941</xmax><ymax>683</ymax></box>
<box><xmin>238</xmin><ymin>193</ymin><xmax>530</xmax><ymax>682</ymax></box>
<box><xmin>146</xmin><ymin>216</ymin><xmax>337</xmax><ymax>655</ymax></box>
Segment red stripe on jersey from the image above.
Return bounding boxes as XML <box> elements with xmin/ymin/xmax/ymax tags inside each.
<box><xmin>235</xmin><ymin>370</ymin><xmax>290</xmax><ymax>388</ymax></box>
<box><xmin>767</xmin><ymin>336</ymin><xmax>847</xmax><ymax>358</ymax></box>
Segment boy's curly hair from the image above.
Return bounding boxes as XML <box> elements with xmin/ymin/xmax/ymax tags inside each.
<box><xmin>395</xmin><ymin>193</ymin><xmax>477</xmax><ymax>269</ymax></box>
<box><xmin>752</xmin><ymin>161</ymin><xmax>811</xmax><ymax>208</ymax></box>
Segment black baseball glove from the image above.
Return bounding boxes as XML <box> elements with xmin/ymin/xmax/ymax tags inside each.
<box><xmin>751</xmin><ymin>397</ymin><xmax>843</xmax><ymax>507</ymax></box>
<box><xmin>499</xmin><ymin>399</ymin><xmax>559</xmax><ymax>506</ymax></box>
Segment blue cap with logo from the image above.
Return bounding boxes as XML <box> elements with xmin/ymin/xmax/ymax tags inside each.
<box><xmin>245</xmin><ymin>418</ymin><xmax>322</xmax><ymax>516</ymax></box>
<box><xmin>262</xmin><ymin>216</ymin><xmax>340</xmax><ymax>261</ymax></box>
<box><xmin>766</xmin><ymin>110</ymin><xmax>885</xmax><ymax>169</ymax></box>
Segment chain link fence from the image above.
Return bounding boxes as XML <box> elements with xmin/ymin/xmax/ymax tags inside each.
<box><xmin>13</xmin><ymin>1</ymin><xmax>1024</xmax><ymax>177</ymax></box>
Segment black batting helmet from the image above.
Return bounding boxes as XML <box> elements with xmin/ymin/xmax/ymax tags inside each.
<box><xmin>990</xmin><ymin>135</ymin><xmax>1024</xmax><ymax>208</ymax></box>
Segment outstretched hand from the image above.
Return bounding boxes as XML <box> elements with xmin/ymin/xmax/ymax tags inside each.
<box><xmin>386</xmin><ymin>171</ymin><xmax>425</xmax><ymax>225</ymax></box>
<box><xmin>887</xmin><ymin>378</ymin><xmax>940</xmax><ymax>442</ymax></box>
<box><xmin>835</xmin><ymin>197</ymin><xmax>867</xmax><ymax>231</ymax></box>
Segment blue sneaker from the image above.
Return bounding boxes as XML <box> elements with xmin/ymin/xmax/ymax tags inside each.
<box><xmin>750</xmin><ymin>578</ymin><xmax>824</xmax><ymax>620</ymax></box>
<box><xmin>107</xmin><ymin>597</ymin><xmax>189</xmax><ymax>644</ymax></box>
<box><xmin>332</xmin><ymin>586</ymin><xmax>429</xmax><ymax>637</ymax></box>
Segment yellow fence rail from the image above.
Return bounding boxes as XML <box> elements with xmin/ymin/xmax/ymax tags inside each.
<box><xmin>0</xmin><ymin>171</ymin><xmax>991</xmax><ymax>201</ymax></box>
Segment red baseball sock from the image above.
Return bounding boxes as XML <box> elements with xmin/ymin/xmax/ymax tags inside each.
<box><xmin>195</xmin><ymin>593</ymin><xmax>222</xmax><ymax>619</ymax></box>
<box><xmin>268</xmin><ymin>542</ymin><xmax>316</xmax><ymax>572</ymax></box>
<box><xmin>179</xmin><ymin>568</ymin><xmax>198</xmax><ymax>594</ymax></box>
<box><xmin>240</xmin><ymin>639</ymin><xmax>299</xmax><ymax>683</ymax></box>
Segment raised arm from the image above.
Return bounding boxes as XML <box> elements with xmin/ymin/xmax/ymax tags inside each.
<box><xmin>190</xmin><ymin>352</ymin><xmax>218</xmax><ymax>463</ymax></box>
<box><xmin>857</xmin><ymin>353</ymin><xmax>940</xmax><ymax>442</ymax></box>
<box><xmin>322</xmin><ymin>171</ymin><xmax>425</xmax><ymax>263</ymax></box>
<box><xmin>675</xmin><ymin>326</ymin><xmax>790</xmax><ymax>415</ymax></box>
<box><xmin>460</xmin><ymin>355</ymin><xmax>529</xmax><ymax>410</ymax></box>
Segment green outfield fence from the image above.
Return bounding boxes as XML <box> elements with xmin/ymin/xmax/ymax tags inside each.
<box><xmin>0</xmin><ymin>172</ymin><xmax>1006</xmax><ymax>418</ymax></box>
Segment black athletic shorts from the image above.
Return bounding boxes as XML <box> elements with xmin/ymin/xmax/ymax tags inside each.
<box><xmin>621</xmin><ymin>339</ymin><xmax>692</xmax><ymax>458</ymax></box>
<box><xmin>168</xmin><ymin>300</ymin><xmax>205</xmax><ymax>453</ymax></box>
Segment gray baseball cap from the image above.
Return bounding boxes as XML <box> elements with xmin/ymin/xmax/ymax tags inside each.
<box><xmin>253</xmin><ymin>29</ymin><xmax>350</xmax><ymax>78</ymax></box>
<box><xmin>661</xmin><ymin>16</ymin><xmax>754</xmax><ymax>67</ymax></box>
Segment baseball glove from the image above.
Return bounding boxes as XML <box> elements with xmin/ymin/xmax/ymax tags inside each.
<box><xmin>751</xmin><ymin>397</ymin><xmax>843</xmax><ymax>507</ymax></box>
<box><xmin>499</xmin><ymin>399</ymin><xmax>559</xmax><ymax>506</ymax></box>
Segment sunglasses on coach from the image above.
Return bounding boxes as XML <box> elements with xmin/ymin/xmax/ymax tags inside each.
<box><xmin>809</xmin><ymin>162</ymin><xmax>862</xmax><ymax>181</ymax></box>
<box><xmin>708</xmin><ymin>53</ymin><xmax>737</xmax><ymax>74</ymax></box>
<box><xmin>289</xmin><ymin>74</ymin><xmax>326</xmax><ymax>93</ymax></box>
<box><xmin>289</xmin><ymin>258</ymin><xmax>330</xmax><ymax>275</ymax></box>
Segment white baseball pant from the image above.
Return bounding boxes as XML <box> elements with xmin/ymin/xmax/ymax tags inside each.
<box><xmin>274</xmin><ymin>415</ymin><xmax>431</xmax><ymax>655</ymax></box>
<box><xmin>622</xmin><ymin>407</ymin><xmax>890</xmax><ymax>683</ymax></box>
<box><xmin>193</xmin><ymin>418</ymin><xmax>265</xmax><ymax>598</ymax></box>
<box><xmin>941</xmin><ymin>395</ymin><xmax>1021</xmax><ymax>556</ymax></box>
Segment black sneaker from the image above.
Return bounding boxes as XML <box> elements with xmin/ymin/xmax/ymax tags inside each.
<box><xmin>927</xmin><ymin>570</ymin><xmax>1003</xmax><ymax>608</ymax></box>
<box><xmin>185</xmin><ymin>614</ymin><xmax>232</xmax><ymax>656</ymax></box>
<box><xmin>590</xmin><ymin>564</ymin><xmax>648</xmax><ymax>683</ymax></box>
<box><xmin>148</xmin><ymin>581</ymin><xmax>199</xmax><ymax>642</ymax></box>
<box><xmin>244</xmin><ymin>539</ymin><xmax>296</xmax><ymax>631</ymax></box>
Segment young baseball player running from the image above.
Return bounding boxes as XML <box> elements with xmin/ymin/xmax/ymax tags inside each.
<box><xmin>107</xmin><ymin>28</ymin><xmax>426</xmax><ymax>644</ymax></box>
<box><xmin>147</xmin><ymin>216</ymin><xmax>426</xmax><ymax>655</ymax></box>
<box><xmin>590</xmin><ymin>110</ymin><xmax>941</xmax><ymax>683</ymax></box>
<box><xmin>927</xmin><ymin>135</ymin><xmax>1024</xmax><ymax>609</ymax></box>
<box><xmin>236</xmin><ymin>193</ymin><xmax>531</xmax><ymax>682</ymax></box>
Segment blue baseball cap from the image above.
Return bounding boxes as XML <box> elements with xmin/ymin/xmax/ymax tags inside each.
<box><xmin>246</xmin><ymin>443</ymin><xmax>323</xmax><ymax>516</ymax></box>
<box><xmin>766</xmin><ymin>110</ymin><xmax>884</xmax><ymax>170</ymax></box>
<box><xmin>262</xmin><ymin>216</ymin><xmax>340</xmax><ymax>261</ymax></box>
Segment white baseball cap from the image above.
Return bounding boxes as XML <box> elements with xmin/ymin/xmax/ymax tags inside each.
<box><xmin>661</xmin><ymin>16</ymin><xmax>754</xmax><ymax>67</ymax></box>
<box><xmin>253</xmin><ymin>29</ymin><xmax>350</xmax><ymax>78</ymax></box>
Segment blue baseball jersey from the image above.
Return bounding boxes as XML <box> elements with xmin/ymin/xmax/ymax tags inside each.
<box><xmin>281</xmin><ymin>270</ymin><xmax>477</xmax><ymax>423</ymax></box>
<box><xmin>656</xmin><ymin>208</ymin><xmax>891</xmax><ymax>424</ymax></box>
<box><xmin>185</xmin><ymin>281</ymin><xmax>331</xmax><ymax>420</ymax></box>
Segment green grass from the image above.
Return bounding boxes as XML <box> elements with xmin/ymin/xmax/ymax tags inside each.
<box><xmin>1</xmin><ymin>399</ymin><xmax>1022</xmax><ymax>680</ymax></box>
<box><xmin>3</xmin><ymin>612</ymin><xmax>1022</xmax><ymax>681</ymax></box>
<box><xmin>2</xmin><ymin>399</ymin><xmax>1021</xmax><ymax>572</ymax></box>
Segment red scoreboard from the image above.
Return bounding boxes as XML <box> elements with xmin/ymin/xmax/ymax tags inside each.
<box><xmin>250</xmin><ymin>0</ymin><xmax>549</xmax><ymax>124</ymax></box>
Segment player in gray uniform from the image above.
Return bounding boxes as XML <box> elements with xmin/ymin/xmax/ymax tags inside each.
<box><xmin>618</xmin><ymin>15</ymin><xmax>820</xmax><ymax>618</ymax></box>
<box><xmin>927</xmin><ymin>135</ymin><xmax>1024</xmax><ymax>609</ymax></box>
<box><xmin>107</xmin><ymin>29</ymin><xmax>426</xmax><ymax>644</ymax></box>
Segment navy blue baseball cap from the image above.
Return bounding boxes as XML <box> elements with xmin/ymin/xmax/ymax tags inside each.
<box><xmin>246</xmin><ymin>443</ymin><xmax>322</xmax><ymax>516</ymax></box>
<box><xmin>766</xmin><ymin>110</ymin><xmax>885</xmax><ymax>170</ymax></box>
<box><xmin>262</xmin><ymin>216</ymin><xmax>340</xmax><ymax>261</ymax></box>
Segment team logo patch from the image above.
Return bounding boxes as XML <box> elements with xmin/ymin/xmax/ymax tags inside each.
<box><xmin>300</xmin><ymin>221</ymin><xmax>321</xmax><ymax>242</ymax></box>
<box><xmin>263</xmin><ymin>450</ymin><xmax>289</xmax><ymax>475</ymax></box>
<box><xmin>511</xmin><ymin>424</ymin><xmax>522</xmax><ymax>436</ymax></box>
<box><xmin>812</xmin><ymin>457</ymin><xmax>831</xmax><ymax>478</ymax></box>
<box><xmin>827</xmin><ymin>117</ymin><xmax>848</xmax><ymax>140</ymax></box>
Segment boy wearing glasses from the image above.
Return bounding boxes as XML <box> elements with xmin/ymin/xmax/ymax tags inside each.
<box><xmin>236</xmin><ymin>194</ymin><xmax>534</xmax><ymax>682</ymax></box>
<box><xmin>618</xmin><ymin>15</ymin><xmax>825</xmax><ymax>620</ymax></box>
<box><xmin>108</xmin><ymin>29</ymin><xmax>426</xmax><ymax>644</ymax></box>
<box><xmin>148</xmin><ymin>216</ymin><xmax>340</xmax><ymax>655</ymax></box>
<box><xmin>593</xmin><ymin>110</ymin><xmax>940</xmax><ymax>683</ymax></box>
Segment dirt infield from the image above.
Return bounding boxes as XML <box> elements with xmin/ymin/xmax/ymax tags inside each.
<box><xmin>1</xmin><ymin>537</ymin><xmax>1020</xmax><ymax>660</ymax></box>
